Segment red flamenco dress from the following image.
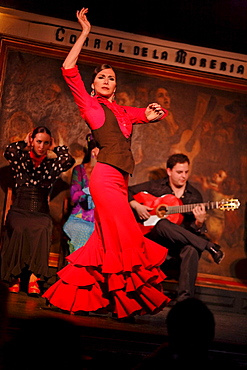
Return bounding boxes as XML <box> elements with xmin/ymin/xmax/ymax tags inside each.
<box><xmin>43</xmin><ymin>162</ymin><xmax>170</xmax><ymax>318</ymax></box>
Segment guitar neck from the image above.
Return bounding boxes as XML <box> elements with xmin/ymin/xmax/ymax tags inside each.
<box><xmin>166</xmin><ymin>201</ymin><xmax>218</xmax><ymax>215</ymax></box>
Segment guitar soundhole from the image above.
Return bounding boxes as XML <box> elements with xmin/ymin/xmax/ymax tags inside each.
<box><xmin>156</xmin><ymin>204</ymin><xmax>167</xmax><ymax>218</ymax></box>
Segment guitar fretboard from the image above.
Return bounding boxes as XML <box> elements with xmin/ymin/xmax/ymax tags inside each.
<box><xmin>166</xmin><ymin>201</ymin><xmax>219</xmax><ymax>215</ymax></box>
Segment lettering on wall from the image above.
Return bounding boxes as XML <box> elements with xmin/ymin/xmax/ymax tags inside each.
<box><xmin>0</xmin><ymin>7</ymin><xmax>246</xmax><ymax>80</ymax></box>
<box><xmin>55</xmin><ymin>27</ymin><xmax>245</xmax><ymax>77</ymax></box>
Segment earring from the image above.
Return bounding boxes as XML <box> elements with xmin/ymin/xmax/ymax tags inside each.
<box><xmin>91</xmin><ymin>89</ymin><xmax>95</xmax><ymax>97</ymax></box>
<box><xmin>110</xmin><ymin>92</ymin><xmax>116</xmax><ymax>102</ymax></box>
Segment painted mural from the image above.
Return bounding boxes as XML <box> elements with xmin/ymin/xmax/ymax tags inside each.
<box><xmin>0</xmin><ymin>48</ymin><xmax>246</xmax><ymax>282</ymax></box>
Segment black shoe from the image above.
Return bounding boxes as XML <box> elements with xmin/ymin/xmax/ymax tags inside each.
<box><xmin>74</xmin><ymin>310</ymin><xmax>90</xmax><ymax>316</ymax></box>
<box><xmin>111</xmin><ymin>313</ymin><xmax>135</xmax><ymax>323</ymax></box>
<box><xmin>208</xmin><ymin>244</ymin><xmax>225</xmax><ymax>264</ymax></box>
<box><xmin>118</xmin><ymin>316</ymin><xmax>136</xmax><ymax>323</ymax></box>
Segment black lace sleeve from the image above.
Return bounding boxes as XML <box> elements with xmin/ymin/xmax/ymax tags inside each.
<box><xmin>52</xmin><ymin>145</ymin><xmax>75</xmax><ymax>172</ymax></box>
<box><xmin>4</xmin><ymin>141</ymin><xmax>27</xmax><ymax>162</ymax></box>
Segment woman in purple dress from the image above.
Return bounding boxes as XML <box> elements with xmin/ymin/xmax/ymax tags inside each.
<box><xmin>63</xmin><ymin>134</ymin><xmax>99</xmax><ymax>253</ymax></box>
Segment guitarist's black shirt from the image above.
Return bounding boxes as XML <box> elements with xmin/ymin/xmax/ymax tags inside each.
<box><xmin>128</xmin><ymin>176</ymin><xmax>206</xmax><ymax>234</ymax></box>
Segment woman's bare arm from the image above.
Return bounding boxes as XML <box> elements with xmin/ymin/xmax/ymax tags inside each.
<box><xmin>63</xmin><ymin>8</ymin><xmax>91</xmax><ymax>69</ymax></box>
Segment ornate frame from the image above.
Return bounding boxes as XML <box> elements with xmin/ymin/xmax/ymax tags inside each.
<box><xmin>0</xmin><ymin>36</ymin><xmax>247</xmax><ymax>292</ymax></box>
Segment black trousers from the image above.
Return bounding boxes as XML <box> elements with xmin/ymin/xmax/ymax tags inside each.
<box><xmin>145</xmin><ymin>219</ymin><xmax>213</xmax><ymax>301</ymax></box>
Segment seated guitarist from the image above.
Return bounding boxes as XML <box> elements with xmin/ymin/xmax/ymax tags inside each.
<box><xmin>128</xmin><ymin>153</ymin><xmax>224</xmax><ymax>302</ymax></box>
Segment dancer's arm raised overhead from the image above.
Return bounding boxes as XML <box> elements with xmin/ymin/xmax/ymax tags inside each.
<box><xmin>63</xmin><ymin>7</ymin><xmax>91</xmax><ymax>69</ymax></box>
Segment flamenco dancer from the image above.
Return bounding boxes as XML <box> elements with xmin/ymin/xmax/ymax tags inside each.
<box><xmin>1</xmin><ymin>126</ymin><xmax>75</xmax><ymax>295</ymax></box>
<box><xmin>43</xmin><ymin>7</ymin><xmax>171</xmax><ymax>319</ymax></box>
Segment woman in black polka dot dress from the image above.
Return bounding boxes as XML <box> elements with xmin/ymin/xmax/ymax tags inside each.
<box><xmin>1</xmin><ymin>126</ymin><xmax>75</xmax><ymax>295</ymax></box>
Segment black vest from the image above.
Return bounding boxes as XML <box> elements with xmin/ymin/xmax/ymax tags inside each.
<box><xmin>92</xmin><ymin>104</ymin><xmax>135</xmax><ymax>174</ymax></box>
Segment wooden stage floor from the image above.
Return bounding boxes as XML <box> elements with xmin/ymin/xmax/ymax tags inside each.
<box><xmin>2</xmin><ymin>290</ymin><xmax>247</xmax><ymax>369</ymax></box>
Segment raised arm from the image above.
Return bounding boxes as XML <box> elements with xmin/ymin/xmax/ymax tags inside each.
<box><xmin>63</xmin><ymin>8</ymin><xmax>91</xmax><ymax>69</ymax></box>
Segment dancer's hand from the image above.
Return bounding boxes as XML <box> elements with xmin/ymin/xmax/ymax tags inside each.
<box><xmin>145</xmin><ymin>103</ymin><xmax>165</xmax><ymax>122</ymax></box>
<box><xmin>24</xmin><ymin>132</ymin><xmax>32</xmax><ymax>149</ymax></box>
<box><xmin>76</xmin><ymin>7</ymin><xmax>91</xmax><ymax>36</ymax></box>
<box><xmin>63</xmin><ymin>7</ymin><xmax>91</xmax><ymax>69</ymax></box>
<box><xmin>49</xmin><ymin>137</ymin><xmax>56</xmax><ymax>151</ymax></box>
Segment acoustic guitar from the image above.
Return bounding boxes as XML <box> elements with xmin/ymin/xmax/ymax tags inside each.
<box><xmin>133</xmin><ymin>192</ymin><xmax>240</xmax><ymax>233</ymax></box>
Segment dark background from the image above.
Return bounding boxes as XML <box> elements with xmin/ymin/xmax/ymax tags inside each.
<box><xmin>0</xmin><ymin>0</ymin><xmax>247</xmax><ymax>54</ymax></box>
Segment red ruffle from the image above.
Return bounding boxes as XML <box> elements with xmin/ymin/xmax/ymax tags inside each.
<box><xmin>57</xmin><ymin>264</ymin><xmax>104</xmax><ymax>286</ymax></box>
<box><xmin>43</xmin><ymin>262</ymin><xmax>170</xmax><ymax>316</ymax></box>
<box><xmin>66</xmin><ymin>231</ymin><xmax>167</xmax><ymax>274</ymax></box>
<box><xmin>43</xmin><ymin>223</ymin><xmax>170</xmax><ymax>317</ymax></box>
<box><xmin>43</xmin><ymin>279</ymin><xmax>109</xmax><ymax>312</ymax></box>
<box><xmin>114</xmin><ymin>290</ymin><xmax>142</xmax><ymax>318</ymax></box>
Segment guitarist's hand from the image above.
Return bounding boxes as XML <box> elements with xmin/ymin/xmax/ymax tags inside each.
<box><xmin>130</xmin><ymin>200</ymin><xmax>153</xmax><ymax>221</ymax></box>
<box><xmin>193</xmin><ymin>204</ymin><xmax>207</xmax><ymax>228</ymax></box>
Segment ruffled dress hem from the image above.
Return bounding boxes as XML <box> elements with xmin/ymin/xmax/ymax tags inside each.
<box><xmin>42</xmin><ymin>233</ymin><xmax>171</xmax><ymax>318</ymax></box>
